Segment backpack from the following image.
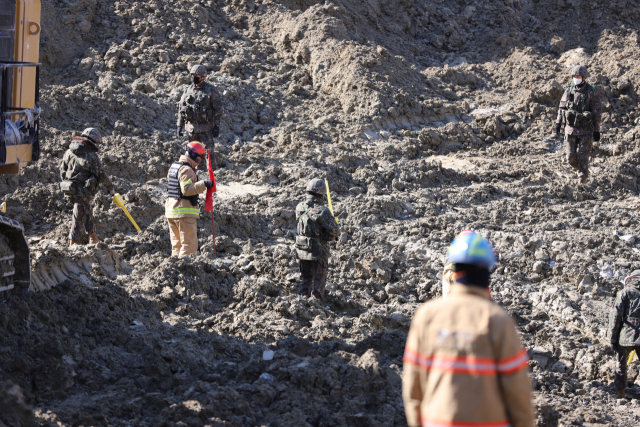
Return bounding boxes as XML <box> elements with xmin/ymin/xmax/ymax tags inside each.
<box><xmin>296</xmin><ymin>207</ymin><xmax>320</xmax><ymax>252</ymax></box>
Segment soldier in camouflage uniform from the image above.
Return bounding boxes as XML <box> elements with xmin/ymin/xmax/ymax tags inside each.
<box><xmin>608</xmin><ymin>270</ymin><xmax>640</xmax><ymax>399</ymax></box>
<box><xmin>295</xmin><ymin>179</ymin><xmax>341</xmax><ymax>301</ymax></box>
<box><xmin>59</xmin><ymin>128</ymin><xmax>114</xmax><ymax>245</ymax></box>
<box><xmin>554</xmin><ymin>65</ymin><xmax>602</xmax><ymax>184</ymax></box>
<box><xmin>176</xmin><ymin>64</ymin><xmax>223</xmax><ymax>152</ymax></box>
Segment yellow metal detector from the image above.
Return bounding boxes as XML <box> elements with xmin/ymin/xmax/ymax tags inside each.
<box><xmin>326</xmin><ymin>180</ymin><xmax>337</xmax><ymax>223</ymax></box>
<box><xmin>112</xmin><ymin>193</ymin><xmax>141</xmax><ymax>232</ymax></box>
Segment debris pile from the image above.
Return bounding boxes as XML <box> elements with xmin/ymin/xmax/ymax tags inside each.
<box><xmin>1</xmin><ymin>0</ymin><xmax>640</xmax><ymax>425</ymax></box>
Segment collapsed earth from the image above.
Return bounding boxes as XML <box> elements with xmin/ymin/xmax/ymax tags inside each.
<box><xmin>2</xmin><ymin>0</ymin><xmax>640</xmax><ymax>425</ymax></box>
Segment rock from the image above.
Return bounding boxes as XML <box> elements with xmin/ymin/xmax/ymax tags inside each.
<box><xmin>376</xmin><ymin>46</ymin><xmax>389</xmax><ymax>57</ymax></box>
<box><xmin>78</xmin><ymin>19</ymin><xmax>92</xmax><ymax>34</ymax></box>
<box><xmin>550</xmin><ymin>360</ymin><xmax>573</xmax><ymax>374</ymax></box>
<box><xmin>578</xmin><ymin>275</ymin><xmax>594</xmax><ymax>294</ymax></box>
<box><xmin>259</xmin><ymin>373</ymin><xmax>275</xmax><ymax>382</ymax></box>
<box><xmin>114</xmin><ymin>121</ymin><xmax>127</xmax><ymax>132</ymax></box>
<box><xmin>385</xmin><ymin>284</ymin><xmax>398</xmax><ymax>295</ymax></box>
<box><xmin>533</xmin><ymin>261</ymin><xmax>545</xmax><ymax>273</ymax></box>
<box><xmin>531</xmin><ymin>347</ymin><xmax>552</xmax><ymax>369</ymax></box>
<box><xmin>78</xmin><ymin>57</ymin><xmax>94</xmax><ymax>71</ymax></box>
<box><xmin>535</xmin><ymin>250</ymin><xmax>550</xmax><ymax>261</ymax></box>
<box><xmin>549</xmin><ymin>36</ymin><xmax>565</xmax><ymax>54</ymax></box>
<box><xmin>620</xmin><ymin>235</ymin><xmax>635</xmax><ymax>245</ymax></box>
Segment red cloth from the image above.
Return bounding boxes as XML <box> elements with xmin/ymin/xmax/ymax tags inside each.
<box><xmin>205</xmin><ymin>150</ymin><xmax>216</xmax><ymax>212</ymax></box>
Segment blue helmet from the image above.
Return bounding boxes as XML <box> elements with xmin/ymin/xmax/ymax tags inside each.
<box><xmin>447</xmin><ymin>230</ymin><xmax>497</xmax><ymax>270</ymax></box>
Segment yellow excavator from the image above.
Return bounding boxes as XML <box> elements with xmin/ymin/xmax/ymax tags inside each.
<box><xmin>0</xmin><ymin>0</ymin><xmax>41</xmax><ymax>295</ymax></box>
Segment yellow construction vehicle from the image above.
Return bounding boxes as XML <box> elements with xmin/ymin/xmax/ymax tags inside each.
<box><xmin>0</xmin><ymin>0</ymin><xmax>41</xmax><ymax>295</ymax></box>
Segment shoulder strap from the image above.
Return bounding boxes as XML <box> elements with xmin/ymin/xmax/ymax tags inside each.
<box><xmin>299</xmin><ymin>207</ymin><xmax>311</xmax><ymax>220</ymax></box>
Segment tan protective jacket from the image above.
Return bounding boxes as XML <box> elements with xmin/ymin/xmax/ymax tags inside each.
<box><xmin>403</xmin><ymin>284</ymin><xmax>534</xmax><ymax>427</ymax></box>
<box><xmin>165</xmin><ymin>155</ymin><xmax>207</xmax><ymax>219</ymax></box>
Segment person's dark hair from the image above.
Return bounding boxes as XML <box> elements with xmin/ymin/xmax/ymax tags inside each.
<box><xmin>453</xmin><ymin>263</ymin><xmax>490</xmax><ymax>288</ymax></box>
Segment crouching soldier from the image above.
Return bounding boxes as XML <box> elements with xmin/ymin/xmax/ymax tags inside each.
<box><xmin>609</xmin><ymin>270</ymin><xmax>640</xmax><ymax>399</ymax></box>
<box><xmin>59</xmin><ymin>128</ymin><xmax>114</xmax><ymax>245</ymax></box>
<box><xmin>295</xmin><ymin>178</ymin><xmax>340</xmax><ymax>301</ymax></box>
<box><xmin>165</xmin><ymin>141</ymin><xmax>214</xmax><ymax>257</ymax></box>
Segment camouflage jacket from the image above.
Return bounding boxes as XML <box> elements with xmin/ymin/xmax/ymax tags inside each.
<box><xmin>59</xmin><ymin>137</ymin><xmax>113</xmax><ymax>198</ymax></box>
<box><xmin>295</xmin><ymin>194</ymin><xmax>340</xmax><ymax>261</ymax></box>
<box><xmin>608</xmin><ymin>279</ymin><xmax>640</xmax><ymax>346</ymax></box>
<box><xmin>176</xmin><ymin>82</ymin><xmax>223</xmax><ymax>132</ymax></box>
<box><xmin>555</xmin><ymin>82</ymin><xmax>601</xmax><ymax>136</ymax></box>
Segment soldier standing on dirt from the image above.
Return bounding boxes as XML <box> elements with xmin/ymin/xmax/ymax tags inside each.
<box><xmin>553</xmin><ymin>65</ymin><xmax>602</xmax><ymax>184</ymax></box>
<box><xmin>176</xmin><ymin>64</ymin><xmax>223</xmax><ymax>152</ymax></box>
<box><xmin>165</xmin><ymin>141</ymin><xmax>214</xmax><ymax>258</ymax></box>
<box><xmin>608</xmin><ymin>270</ymin><xmax>640</xmax><ymax>399</ymax></box>
<box><xmin>403</xmin><ymin>231</ymin><xmax>534</xmax><ymax>427</ymax></box>
<box><xmin>59</xmin><ymin>128</ymin><xmax>115</xmax><ymax>246</ymax></box>
<box><xmin>295</xmin><ymin>179</ymin><xmax>340</xmax><ymax>301</ymax></box>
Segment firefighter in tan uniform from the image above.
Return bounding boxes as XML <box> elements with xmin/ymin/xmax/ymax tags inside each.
<box><xmin>165</xmin><ymin>141</ymin><xmax>213</xmax><ymax>257</ymax></box>
<box><xmin>403</xmin><ymin>230</ymin><xmax>534</xmax><ymax>427</ymax></box>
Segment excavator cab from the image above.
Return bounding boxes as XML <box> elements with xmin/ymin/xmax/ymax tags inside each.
<box><xmin>0</xmin><ymin>61</ymin><xmax>38</xmax><ymax>295</ymax></box>
<box><xmin>0</xmin><ymin>60</ymin><xmax>40</xmax><ymax>173</ymax></box>
<box><xmin>0</xmin><ymin>0</ymin><xmax>41</xmax><ymax>295</ymax></box>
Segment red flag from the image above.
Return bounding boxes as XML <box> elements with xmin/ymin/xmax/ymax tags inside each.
<box><xmin>205</xmin><ymin>150</ymin><xmax>216</xmax><ymax>256</ymax></box>
<box><xmin>205</xmin><ymin>150</ymin><xmax>216</xmax><ymax>211</ymax></box>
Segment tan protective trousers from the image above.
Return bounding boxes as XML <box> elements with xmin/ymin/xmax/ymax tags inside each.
<box><xmin>167</xmin><ymin>217</ymin><xmax>198</xmax><ymax>257</ymax></box>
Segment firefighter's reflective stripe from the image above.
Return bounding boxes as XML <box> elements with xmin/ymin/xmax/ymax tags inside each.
<box><xmin>403</xmin><ymin>349</ymin><xmax>528</xmax><ymax>376</ymax></box>
<box><xmin>404</xmin><ymin>350</ymin><xmax>497</xmax><ymax>375</ymax></box>
<box><xmin>165</xmin><ymin>207</ymin><xmax>200</xmax><ymax>216</ymax></box>
<box><xmin>496</xmin><ymin>348</ymin><xmax>529</xmax><ymax>374</ymax></box>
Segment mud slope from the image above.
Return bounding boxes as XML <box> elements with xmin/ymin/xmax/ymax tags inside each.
<box><xmin>1</xmin><ymin>0</ymin><xmax>640</xmax><ymax>425</ymax></box>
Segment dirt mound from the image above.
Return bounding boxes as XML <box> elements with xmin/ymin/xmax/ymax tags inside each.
<box><xmin>0</xmin><ymin>381</ymin><xmax>35</xmax><ymax>427</ymax></box>
<box><xmin>1</xmin><ymin>0</ymin><xmax>640</xmax><ymax>425</ymax></box>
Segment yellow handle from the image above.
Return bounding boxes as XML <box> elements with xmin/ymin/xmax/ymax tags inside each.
<box><xmin>629</xmin><ymin>350</ymin><xmax>636</xmax><ymax>365</ymax></box>
<box><xmin>326</xmin><ymin>180</ymin><xmax>338</xmax><ymax>223</ymax></box>
<box><xmin>112</xmin><ymin>193</ymin><xmax>141</xmax><ymax>232</ymax></box>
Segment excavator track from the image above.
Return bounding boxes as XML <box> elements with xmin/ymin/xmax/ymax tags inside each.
<box><xmin>0</xmin><ymin>214</ymin><xmax>30</xmax><ymax>296</ymax></box>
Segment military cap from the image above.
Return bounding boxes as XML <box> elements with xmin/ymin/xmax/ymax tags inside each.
<box><xmin>190</xmin><ymin>64</ymin><xmax>207</xmax><ymax>76</ymax></box>
<box><xmin>571</xmin><ymin>65</ymin><xmax>589</xmax><ymax>78</ymax></box>
<box><xmin>81</xmin><ymin>127</ymin><xmax>102</xmax><ymax>144</ymax></box>
<box><xmin>306</xmin><ymin>178</ymin><xmax>326</xmax><ymax>196</ymax></box>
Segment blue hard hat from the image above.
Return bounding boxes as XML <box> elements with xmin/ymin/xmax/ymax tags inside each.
<box><xmin>447</xmin><ymin>230</ymin><xmax>497</xmax><ymax>270</ymax></box>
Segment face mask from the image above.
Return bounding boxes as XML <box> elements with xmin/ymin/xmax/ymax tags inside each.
<box><xmin>573</xmin><ymin>77</ymin><xmax>583</xmax><ymax>85</ymax></box>
<box><xmin>193</xmin><ymin>76</ymin><xmax>202</xmax><ymax>85</ymax></box>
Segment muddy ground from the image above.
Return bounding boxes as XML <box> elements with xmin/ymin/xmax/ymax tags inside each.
<box><xmin>2</xmin><ymin>0</ymin><xmax>640</xmax><ymax>425</ymax></box>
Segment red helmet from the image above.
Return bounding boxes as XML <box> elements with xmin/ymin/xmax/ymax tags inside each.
<box><xmin>186</xmin><ymin>141</ymin><xmax>206</xmax><ymax>157</ymax></box>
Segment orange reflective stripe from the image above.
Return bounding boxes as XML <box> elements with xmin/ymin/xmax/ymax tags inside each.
<box><xmin>497</xmin><ymin>348</ymin><xmax>529</xmax><ymax>374</ymax></box>
<box><xmin>422</xmin><ymin>419</ymin><xmax>510</xmax><ymax>427</ymax></box>
<box><xmin>403</xmin><ymin>349</ymin><xmax>497</xmax><ymax>375</ymax></box>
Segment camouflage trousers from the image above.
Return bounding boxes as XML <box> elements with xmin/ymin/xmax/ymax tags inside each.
<box><xmin>69</xmin><ymin>196</ymin><xmax>96</xmax><ymax>241</ymax></box>
<box><xmin>565</xmin><ymin>134</ymin><xmax>593</xmax><ymax>179</ymax></box>
<box><xmin>614</xmin><ymin>346</ymin><xmax>640</xmax><ymax>391</ymax></box>
<box><xmin>299</xmin><ymin>259</ymin><xmax>328</xmax><ymax>299</ymax></box>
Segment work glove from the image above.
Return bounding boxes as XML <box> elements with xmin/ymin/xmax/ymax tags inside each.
<box><xmin>204</xmin><ymin>180</ymin><xmax>214</xmax><ymax>189</ymax></box>
<box><xmin>553</xmin><ymin>123</ymin><xmax>561</xmax><ymax>136</ymax></box>
<box><xmin>176</xmin><ymin>126</ymin><xmax>184</xmax><ymax>138</ymax></box>
<box><xmin>594</xmin><ymin>131</ymin><xmax>600</xmax><ymax>142</ymax></box>
<box><xmin>212</xmin><ymin>125</ymin><xmax>219</xmax><ymax>138</ymax></box>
